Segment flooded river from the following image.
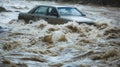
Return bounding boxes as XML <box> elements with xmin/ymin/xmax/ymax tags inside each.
<box><xmin>0</xmin><ymin>0</ymin><xmax>120</xmax><ymax>67</ymax></box>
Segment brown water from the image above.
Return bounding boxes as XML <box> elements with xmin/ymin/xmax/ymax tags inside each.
<box><xmin>0</xmin><ymin>1</ymin><xmax>120</xmax><ymax>67</ymax></box>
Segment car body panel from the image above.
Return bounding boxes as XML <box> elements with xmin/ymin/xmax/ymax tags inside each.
<box><xmin>61</xmin><ymin>16</ymin><xmax>94</xmax><ymax>23</ymax></box>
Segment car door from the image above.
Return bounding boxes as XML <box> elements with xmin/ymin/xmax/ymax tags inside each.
<box><xmin>45</xmin><ymin>7</ymin><xmax>65</xmax><ymax>24</ymax></box>
<box><xmin>28</xmin><ymin>6</ymin><xmax>48</xmax><ymax>22</ymax></box>
<box><xmin>45</xmin><ymin>7</ymin><xmax>58</xmax><ymax>24</ymax></box>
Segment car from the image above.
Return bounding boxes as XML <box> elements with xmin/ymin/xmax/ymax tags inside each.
<box><xmin>18</xmin><ymin>5</ymin><xmax>95</xmax><ymax>25</ymax></box>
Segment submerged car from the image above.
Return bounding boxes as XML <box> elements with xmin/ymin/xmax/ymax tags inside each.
<box><xmin>18</xmin><ymin>5</ymin><xmax>95</xmax><ymax>25</ymax></box>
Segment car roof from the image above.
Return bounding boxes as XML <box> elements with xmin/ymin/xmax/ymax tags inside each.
<box><xmin>37</xmin><ymin>5</ymin><xmax>75</xmax><ymax>8</ymax></box>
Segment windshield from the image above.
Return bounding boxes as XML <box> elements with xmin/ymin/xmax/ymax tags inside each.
<box><xmin>57</xmin><ymin>7</ymin><xmax>83</xmax><ymax>16</ymax></box>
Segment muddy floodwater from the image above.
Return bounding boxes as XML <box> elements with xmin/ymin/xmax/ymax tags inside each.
<box><xmin>0</xmin><ymin>0</ymin><xmax>120</xmax><ymax>67</ymax></box>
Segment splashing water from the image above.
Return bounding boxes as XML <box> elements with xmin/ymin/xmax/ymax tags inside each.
<box><xmin>0</xmin><ymin>19</ymin><xmax>119</xmax><ymax>67</ymax></box>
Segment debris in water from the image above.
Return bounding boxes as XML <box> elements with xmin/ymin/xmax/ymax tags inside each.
<box><xmin>3</xmin><ymin>41</ymin><xmax>21</xmax><ymax>50</ymax></box>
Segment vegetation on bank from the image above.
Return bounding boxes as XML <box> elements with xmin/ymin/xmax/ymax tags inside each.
<box><xmin>31</xmin><ymin>0</ymin><xmax>120</xmax><ymax>7</ymax></box>
<box><xmin>65</xmin><ymin>0</ymin><xmax>120</xmax><ymax>6</ymax></box>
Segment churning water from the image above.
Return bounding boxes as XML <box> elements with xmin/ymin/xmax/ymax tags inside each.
<box><xmin>0</xmin><ymin>0</ymin><xmax>120</xmax><ymax>67</ymax></box>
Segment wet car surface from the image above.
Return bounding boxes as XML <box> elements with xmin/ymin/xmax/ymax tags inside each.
<box><xmin>18</xmin><ymin>5</ymin><xmax>95</xmax><ymax>24</ymax></box>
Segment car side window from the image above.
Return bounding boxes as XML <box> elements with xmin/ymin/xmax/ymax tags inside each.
<box><xmin>34</xmin><ymin>6</ymin><xmax>48</xmax><ymax>15</ymax></box>
<box><xmin>47</xmin><ymin>7</ymin><xmax>58</xmax><ymax>16</ymax></box>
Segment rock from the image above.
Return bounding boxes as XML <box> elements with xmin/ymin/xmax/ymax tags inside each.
<box><xmin>0</xmin><ymin>6</ymin><xmax>7</xmax><ymax>12</ymax></box>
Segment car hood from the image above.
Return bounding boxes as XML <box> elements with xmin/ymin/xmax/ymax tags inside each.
<box><xmin>61</xmin><ymin>16</ymin><xmax>94</xmax><ymax>23</ymax></box>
